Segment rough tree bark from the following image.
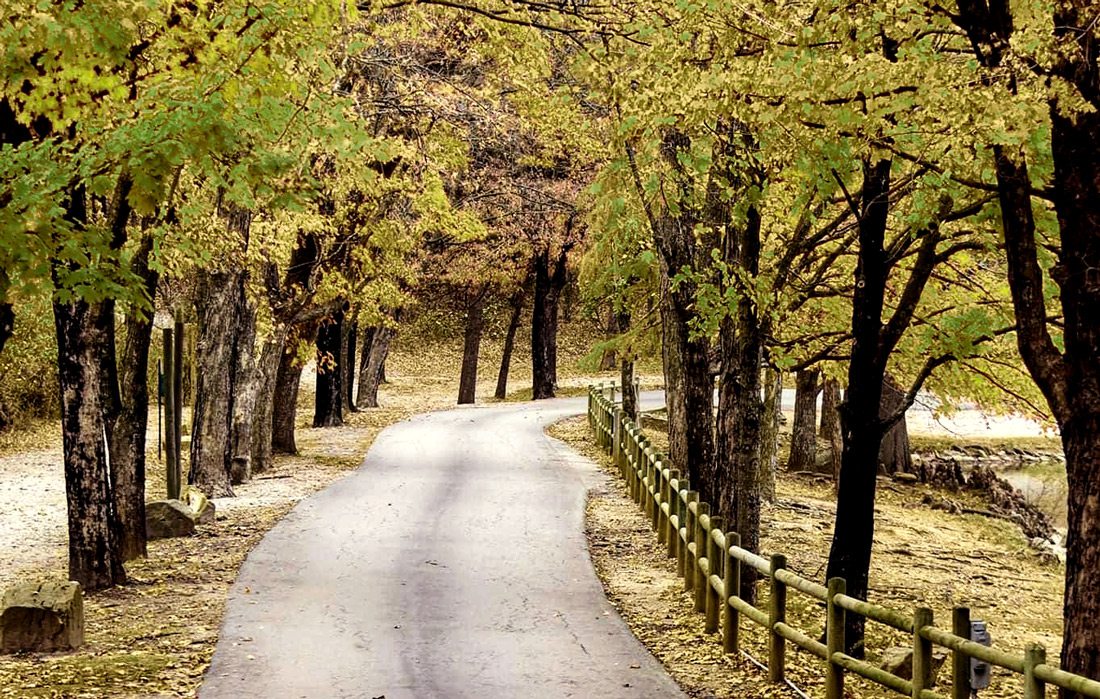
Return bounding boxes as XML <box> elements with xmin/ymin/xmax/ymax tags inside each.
<box><xmin>787</xmin><ymin>369</ymin><xmax>819</xmax><ymax>472</ymax></box>
<box><xmin>313</xmin><ymin>308</ymin><xmax>345</xmax><ymax>428</ymax></box>
<box><xmin>599</xmin><ymin>310</ymin><xmax>619</xmax><ymax>371</ymax></box>
<box><xmin>54</xmin><ymin>295</ymin><xmax>128</xmax><ymax>590</ymax></box>
<box><xmin>877</xmin><ymin>374</ymin><xmax>912</xmax><ymax>475</ymax></box>
<box><xmin>357</xmin><ymin>321</ymin><xmax>396</xmax><ymax>409</ymax></box>
<box><xmin>531</xmin><ymin>245</ymin><xmax>569</xmax><ymax>400</ymax></box>
<box><xmin>759</xmin><ymin>367</ymin><xmax>782</xmax><ymax>502</ymax></box>
<box><xmin>494</xmin><ymin>289</ymin><xmax>524</xmax><ymax>400</ymax></box>
<box><xmin>344</xmin><ymin>320</ymin><xmax>357</xmax><ymax>414</ymax></box>
<box><xmin>107</xmin><ymin>230</ymin><xmax>157</xmax><ymax>561</ymax></box>
<box><xmin>618</xmin><ymin>311</ymin><xmax>638</xmax><ymax>422</ymax></box>
<box><xmin>189</xmin><ymin>269</ymin><xmax>246</xmax><ymax>498</ymax></box>
<box><xmin>820</xmin><ymin>378</ymin><xmax>843</xmax><ymax>483</ymax></box>
<box><xmin>228</xmin><ymin>295</ymin><xmax>258</xmax><ymax>485</ymax></box>
<box><xmin>458</xmin><ymin>287</ymin><xmax>487</xmax><ymax>405</ymax></box>
<box><xmin>249</xmin><ymin>331</ymin><xmax>286</xmax><ymax>474</ymax></box>
<box><xmin>272</xmin><ymin>338</ymin><xmax>306</xmax><ymax>455</ymax></box>
<box><xmin>715</xmin><ymin>204</ymin><xmax>763</xmax><ymax>600</ymax></box>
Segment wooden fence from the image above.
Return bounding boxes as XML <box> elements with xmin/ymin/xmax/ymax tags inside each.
<box><xmin>587</xmin><ymin>383</ymin><xmax>1100</xmax><ymax>699</ymax></box>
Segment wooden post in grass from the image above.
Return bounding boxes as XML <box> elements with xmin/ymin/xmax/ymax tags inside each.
<box><xmin>826</xmin><ymin>577</ymin><xmax>846</xmax><ymax>699</ymax></box>
<box><xmin>952</xmin><ymin>607</ymin><xmax>971</xmax><ymax>699</ymax></box>
<box><xmin>693</xmin><ymin>502</ymin><xmax>710</xmax><ymax>613</ymax></box>
<box><xmin>912</xmin><ymin>607</ymin><xmax>933</xmax><ymax>698</ymax></box>
<box><xmin>724</xmin><ymin>531</ymin><xmax>740</xmax><ymax>653</ymax></box>
<box><xmin>769</xmin><ymin>553</ymin><xmax>788</xmax><ymax>682</ymax></box>
<box><xmin>705</xmin><ymin>516</ymin><xmax>724</xmax><ymax>633</ymax></box>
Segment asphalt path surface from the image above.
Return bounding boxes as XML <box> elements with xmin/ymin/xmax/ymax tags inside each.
<box><xmin>201</xmin><ymin>393</ymin><xmax>683</xmax><ymax>699</ymax></box>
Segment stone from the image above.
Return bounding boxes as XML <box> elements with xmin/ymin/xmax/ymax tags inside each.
<box><xmin>893</xmin><ymin>472</ymin><xmax>919</xmax><ymax>484</ymax></box>
<box><xmin>1</xmin><ymin>581</ymin><xmax>84</xmax><ymax>653</ymax></box>
<box><xmin>184</xmin><ymin>488</ymin><xmax>216</xmax><ymax>525</ymax></box>
<box><xmin>145</xmin><ymin>499</ymin><xmax>197</xmax><ymax>539</ymax></box>
<box><xmin>879</xmin><ymin>646</ymin><xmax>948</xmax><ymax>686</ymax></box>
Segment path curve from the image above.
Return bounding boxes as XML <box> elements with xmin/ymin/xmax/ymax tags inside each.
<box><xmin>201</xmin><ymin>395</ymin><xmax>684</xmax><ymax>698</ymax></box>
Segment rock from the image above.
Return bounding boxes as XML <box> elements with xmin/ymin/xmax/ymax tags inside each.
<box><xmin>893</xmin><ymin>472</ymin><xmax>919</xmax><ymax>484</ymax></box>
<box><xmin>145</xmin><ymin>499</ymin><xmax>197</xmax><ymax>539</ymax></box>
<box><xmin>183</xmin><ymin>488</ymin><xmax>216</xmax><ymax>525</ymax></box>
<box><xmin>879</xmin><ymin>646</ymin><xmax>948</xmax><ymax>686</ymax></box>
<box><xmin>1</xmin><ymin>581</ymin><xmax>84</xmax><ymax>653</ymax></box>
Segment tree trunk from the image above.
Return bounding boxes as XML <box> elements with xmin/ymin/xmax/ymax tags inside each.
<box><xmin>53</xmin><ymin>297</ymin><xmax>127</xmax><ymax>590</ymax></box>
<box><xmin>344</xmin><ymin>321</ymin><xmax>357</xmax><ymax>413</ymax></box>
<box><xmin>107</xmin><ymin>231</ymin><xmax>158</xmax><ymax>561</ymax></box>
<box><xmin>618</xmin><ymin>311</ymin><xmax>637</xmax><ymax>422</ymax></box>
<box><xmin>787</xmin><ymin>369</ymin><xmax>819</xmax><ymax>472</ymax></box>
<box><xmin>357</xmin><ymin>323</ymin><xmax>396</xmax><ymax>409</ymax></box>
<box><xmin>877</xmin><ymin>374</ymin><xmax>912</xmax><ymax>475</ymax></box>
<box><xmin>250</xmin><ymin>330</ymin><xmax>286</xmax><ymax>474</ymax></box>
<box><xmin>658</xmin><ymin>268</ymin><xmax>715</xmax><ymax>498</ymax></box>
<box><xmin>715</xmin><ymin>206</ymin><xmax>763</xmax><ymax>601</ymax></box>
<box><xmin>458</xmin><ymin>289</ymin><xmax>486</xmax><ymax>405</ymax></box>
<box><xmin>821</xmin><ymin>378</ymin><xmax>843</xmax><ymax>484</ymax></box>
<box><xmin>189</xmin><ymin>270</ymin><xmax>245</xmax><ymax>497</ymax></box>
<box><xmin>313</xmin><ymin>309</ymin><xmax>345</xmax><ymax>428</ymax></box>
<box><xmin>759</xmin><ymin>367</ymin><xmax>782</xmax><ymax>502</ymax></box>
<box><xmin>532</xmin><ymin>246</ymin><xmax>568</xmax><ymax>399</ymax></box>
<box><xmin>599</xmin><ymin>310</ymin><xmax>619</xmax><ymax>371</ymax></box>
<box><xmin>0</xmin><ymin>300</ymin><xmax>12</xmax><ymax>360</ymax></box>
<box><xmin>494</xmin><ymin>290</ymin><xmax>524</xmax><ymax>400</ymax></box>
<box><xmin>825</xmin><ymin>159</ymin><xmax>893</xmax><ymax>656</ymax></box>
<box><xmin>272</xmin><ymin>340</ymin><xmax>305</xmax><ymax>454</ymax></box>
<box><xmin>228</xmin><ymin>295</ymin><xmax>258</xmax><ymax>485</ymax></box>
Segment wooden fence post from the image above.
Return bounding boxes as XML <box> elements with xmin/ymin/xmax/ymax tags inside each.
<box><xmin>612</xmin><ymin>408</ymin><xmax>623</xmax><ymax>467</ymax></box>
<box><xmin>665</xmin><ymin>470</ymin><xmax>680</xmax><ymax>557</ymax></box>
<box><xmin>657</xmin><ymin>466</ymin><xmax>669</xmax><ymax>545</ymax></box>
<box><xmin>1023</xmin><ymin>644</ymin><xmax>1046</xmax><ymax>699</ymax></box>
<box><xmin>677</xmin><ymin>486</ymin><xmax>694</xmax><ymax>578</ymax></box>
<box><xmin>684</xmin><ymin>495</ymin><xmax>699</xmax><ymax>591</ymax></box>
<box><xmin>769</xmin><ymin>553</ymin><xmax>788</xmax><ymax>682</ymax></box>
<box><xmin>723</xmin><ymin>531</ymin><xmax>740</xmax><ymax>654</ymax></box>
<box><xmin>693</xmin><ymin>502</ymin><xmax>710</xmax><ymax>612</ymax></box>
<box><xmin>705</xmin><ymin>516</ymin><xmax>724</xmax><ymax>633</ymax></box>
<box><xmin>913</xmin><ymin>607</ymin><xmax>933</xmax><ymax>698</ymax></box>
<box><xmin>650</xmin><ymin>458</ymin><xmax>662</xmax><ymax>531</ymax></box>
<box><xmin>952</xmin><ymin>607</ymin><xmax>971</xmax><ymax>699</ymax></box>
<box><xmin>826</xmin><ymin>577</ymin><xmax>846</xmax><ymax>699</ymax></box>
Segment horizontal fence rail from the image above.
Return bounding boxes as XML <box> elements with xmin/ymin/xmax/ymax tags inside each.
<box><xmin>586</xmin><ymin>384</ymin><xmax>1100</xmax><ymax>699</ymax></box>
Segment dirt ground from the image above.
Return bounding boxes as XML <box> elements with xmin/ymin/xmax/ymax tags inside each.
<box><xmin>548</xmin><ymin>416</ymin><xmax>1065</xmax><ymax>699</ymax></box>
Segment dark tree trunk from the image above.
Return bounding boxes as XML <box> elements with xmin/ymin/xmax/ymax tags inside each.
<box><xmin>715</xmin><ymin>206</ymin><xmax>763</xmax><ymax>601</ymax></box>
<box><xmin>877</xmin><ymin>374</ymin><xmax>912</xmax><ymax>475</ymax></box>
<box><xmin>618</xmin><ymin>311</ymin><xmax>637</xmax><ymax>422</ymax></box>
<box><xmin>190</xmin><ymin>270</ymin><xmax>246</xmax><ymax>497</ymax></box>
<box><xmin>787</xmin><ymin>369</ymin><xmax>819</xmax><ymax>472</ymax></box>
<box><xmin>250</xmin><ymin>330</ymin><xmax>286</xmax><ymax>474</ymax></box>
<box><xmin>825</xmin><ymin>159</ymin><xmax>893</xmax><ymax>656</ymax></box>
<box><xmin>107</xmin><ymin>231</ymin><xmax>158</xmax><ymax>561</ymax></box>
<box><xmin>495</xmin><ymin>289</ymin><xmax>524</xmax><ymax>400</ymax></box>
<box><xmin>53</xmin><ymin>297</ymin><xmax>127</xmax><ymax>590</ymax></box>
<box><xmin>344</xmin><ymin>321</ymin><xmax>357</xmax><ymax>414</ymax></box>
<box><xmin>458</xmin><ymin>288</ymin><xmax>487</xmax><ymax>405</ymax></box>
<box><xmin>0</xmin><ymin>300</ymin><xmax>12</xmax><ymax>359</ymax></box>
<box><xmin>313</xmin><ymin>309</ymin><xmax>345</xmax><ymax>428</ymax></box>
<box><xmin>759</xmin><ymin>368</ymin><xmax>782</xmax><ymax>502</ymax></box>
<box><xmin>532</xmin><ymin>246</ymin><xmax>569</xmax><ymax>399</ymax></box>
<box><xmin>659</xmin><ymin>275</ymin><xmax>714</xmax><ymax>494</ymax></box>
<box><xmin>272</xmin><ymin>340</ymin><xmax>305</xmax><ymax>454</ymax></box>
<box><xmin>357</xmin><ymin>323</ymin><xmax>396</xmax><ymax>409</ymax></box>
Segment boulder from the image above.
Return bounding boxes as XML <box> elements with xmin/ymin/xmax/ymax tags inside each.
<box><xmin>879</xmin><ymin>646</ymin><xmax>948</xmax><ymax>686</ymax></box>
<box><xmin>145</xmin><ymin>499</ymin><xmax>197</xmax><ymax>539</ymax></box>
<box><xmin>183</xmin><ymin>487</ymin><xmax>216</xmax><ymax>525</ymax></box>
<box><xmin>1</xmin><ymin>581</ymin><xmax>84</xmax><ymax>653</ymax></box>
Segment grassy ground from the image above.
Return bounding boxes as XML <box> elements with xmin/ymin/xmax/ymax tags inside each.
<box><xmin>549</xmin><ymin>415</ymin><xmax>1065</xmax><ymax>699</ymax></box>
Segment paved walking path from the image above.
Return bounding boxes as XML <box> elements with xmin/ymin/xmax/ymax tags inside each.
<box><xmin>201</xmin><ymin>395</ymin><xmax>684</xmax><ymax>698</ymax></box>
